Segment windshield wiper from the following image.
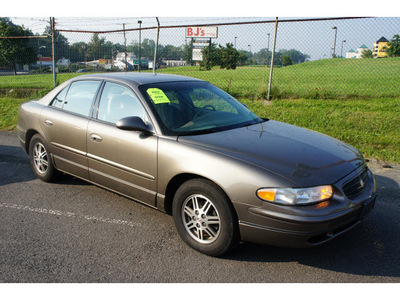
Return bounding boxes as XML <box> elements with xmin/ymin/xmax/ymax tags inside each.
<box><xmin>177</xmin><ymin>128</ymin><xmax>219</xmax><ymax>137</ymax></box>
<box><xmin>239</xmin><ymin>119</ymin><xmax>265</xmax><ymax>128</ymax></box>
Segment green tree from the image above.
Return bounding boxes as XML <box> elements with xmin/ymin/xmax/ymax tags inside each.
<box><xmin>237</xmin><ymin>50</ymin><xmax>249</xmax><ymax>66</ymax></box>
<box><xmin>69</xmin><ymin>42</ymin><xmax>87</xmax><ymax>63</ymax></box>
<box><xmin>42</xmin><ymin>25</ymin><xmax>69</xmax><ymax>61</ymax></box>
<box><xmin>282</xmin><ymin>55</ymin><xmax>293</xmax><ymax>66</ymax></box>
<box><xmin>361</xmin><ymin>49</ymin><xmax>374</xmax><ymax>59</ymax></box>
<box><xmin>280</xmin><ymin>49</ymin><xmax>310</xmax><ymax>64</ymax></box>
<box><xmin>160</xmin><ymin>44</ymin><xmax>185</xmax><ymax>60</ymax></box>
<box><xmin>87</xmin><ymin>33</ymin><xmax>106</xmax><ymax>60</ymax></box>
<box><xmin>0</xmin><ymin>17</ymin><xmax>37</xmax><ymax>75</ymax></box>
<box><xmin>131</xmin><ymin>38</ymin><xmax>157</xmax><ymax>59</ymax></box>
<box><xmin>220</xmin><ymin>43</ymin><xmax>239</xmax><ymax>69</ymax></box>
<box><xmin>387</xmin><ymin>34</ymin><xmax>400</xmax><ymax>57</ymax></box>
<box><xmin>184</xmin><ymin>40</ymin><xmax>194</xmax><ymax>66</ymax></box>
<box><xmin>200</xmin><ymin>43</ymin><xmax>220</xmax><ymax>70</ymax></box>
<box><xmin>252</xmin><ymin>48</ymin><xmax>270</xmax><ymax>65</ymax></box>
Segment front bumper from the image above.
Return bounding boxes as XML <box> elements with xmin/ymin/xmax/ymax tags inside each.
<box><xmin>239</xmin><ymin>194</ymin><xmax>376</xmax><ymax>247</ymax></box>
<box><xmin>237</xmin><ymin>166</ymin><xmax>377</xmax><ymax>248</ymax></box>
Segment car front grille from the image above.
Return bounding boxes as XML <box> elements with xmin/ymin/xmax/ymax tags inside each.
<box><xmin>342</xmin><ymin>168</ymin><xmax>369</xmax><ymax>200</ymax></box>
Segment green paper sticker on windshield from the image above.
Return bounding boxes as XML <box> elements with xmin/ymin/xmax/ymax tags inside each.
<box><xmin>147</xmin><ymin>88</ymin><xmax>170</xmax><ymax>104</ymax></box>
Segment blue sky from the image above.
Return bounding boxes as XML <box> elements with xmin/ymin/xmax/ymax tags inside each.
<box><xmin>8</xmin><ymin>16</ymin><xmax>400</xmax><ymax>61</ymax></box>
<box><xmin>5</xmin><ymin>0</ymin><xmax>400</xmax><ymax>61</ymax></box>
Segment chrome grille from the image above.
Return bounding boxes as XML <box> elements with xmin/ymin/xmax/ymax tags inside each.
<box><xmin>342</xmin><ymin>169</ymin><xmax>369</xmax><ymax>200</ymax></box>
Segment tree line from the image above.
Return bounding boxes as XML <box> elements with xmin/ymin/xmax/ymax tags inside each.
<box><xmin>0</xmin><ymin>18</ymin><xmax>312</xmax><ymax>73</ymax></box>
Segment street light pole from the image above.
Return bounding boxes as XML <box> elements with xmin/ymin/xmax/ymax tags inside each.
<box><xmin>234</xmin><ymin>37</ymin><xmax>237</xmax><ymax>49</ymax></box>
<box><xmin>248</xmin><ymin>45</ymin><xmax>252</xmax><ymax>65</ymax></box>
<box><xmin>38</xmin><ymin>46</ymin><xmax>46</xmax><ymax>72</ymax></box>
<box><xmin>341</xmin><ymin>40</ymin><xmax>346</xmax><ymax>58</ymax></box>
<box><xmin>267</xmin><ymin>33</ymin><xmax>270</xmax><ymax>66</ymax></box>
<box><xmin>138</xmin><ymin>20</ymin><xmax>142</xmax><ymax>72</ymax></box>
<box><xmin>332</xmin><ymin>26</ymin><xmax>337</xmax><ymax>58</ymax></box>
<box><xmin>123</xmin><ymin>23</ymin><xmax>127</xmax><ymax>72</ymax></box>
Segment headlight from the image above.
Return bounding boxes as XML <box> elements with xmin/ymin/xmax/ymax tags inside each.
<box><xmin>257</xmin><ymin>185</ymin><xmax>333</xmax><ymax>206</ymax></box>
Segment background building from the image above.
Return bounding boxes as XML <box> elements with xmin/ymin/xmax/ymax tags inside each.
<box><xmin>373</xmin><ymin>37</ymin><xmax>390</xmax><ymax>58</ymax></box>
<box><xmin>346</xmin><ymin>44</ymin><xmax>370</xmax><ymax>59</ymax></box>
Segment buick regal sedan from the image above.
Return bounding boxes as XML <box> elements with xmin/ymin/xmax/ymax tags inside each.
<box><xmin>17</xmin><ymin>73</ymin><xmax>377</xmax><ymax>256</ymax></box>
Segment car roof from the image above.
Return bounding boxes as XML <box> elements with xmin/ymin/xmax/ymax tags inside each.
<box><xmin>36</xmin><ymin>72</ymin><xmax>207</xmax><ymax>106</ymax></box>
<box><xmin>71</xmin><ymin>72</ymin><xmax>205</xmax><ymax>87</ymax></box>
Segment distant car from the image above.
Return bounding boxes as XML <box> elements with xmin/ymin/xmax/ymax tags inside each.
<box><xmin>76</xmin><ymin>69</ymin><xmax>89</xmax><ymax>73</ymax></box>
<box><xmin>17</xmin><ymin>73</ymin><xmax>377</xmax><ymax>256</ymax></box>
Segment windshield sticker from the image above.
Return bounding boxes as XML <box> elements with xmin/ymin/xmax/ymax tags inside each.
<box><xmin>147</xmin><ymin>88</ymin><xmax>171</xmax><ymax>104</ymax></box>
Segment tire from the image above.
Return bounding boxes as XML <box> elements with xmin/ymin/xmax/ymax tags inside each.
<box><xmin>172</xmin><ymin>178</ymin><xmax>240</xmax><ymax>256</ymax></box>
<box><xmin>29</xmin><ymin>134</ymin><xmax>58</xmax><ymax>182</ymax></box>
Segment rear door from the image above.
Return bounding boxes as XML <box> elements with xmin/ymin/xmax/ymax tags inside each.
<box><xmin>40</xmin><ymin>80</ymin><xmax>102</xmax><ymax>179</ymax></box>
<box><xmin>87</xmin><ymin>82</ymin><xmax>158</xmax><ymax>206</ymax></box>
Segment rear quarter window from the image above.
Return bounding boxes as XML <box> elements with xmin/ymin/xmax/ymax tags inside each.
<box><xmin>51</xmin><ymin>86</ymin><xmax>69</xmax><ymax>108</ymax></box>
<box><xmin>62</xmin><ymin>81</ymin><xmax>101</xmax><ymax>117</ymax></box>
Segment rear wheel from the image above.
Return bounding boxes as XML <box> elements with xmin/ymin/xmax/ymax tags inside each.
<box><xmin>172</xmin><ymin>179</ymin><xmax>240</xmax><ymax>256</ymax></box>
<box><xmin>29</xmin><ymin>134</ymin><xmax>58</xmax><ymax>182</ymax></box>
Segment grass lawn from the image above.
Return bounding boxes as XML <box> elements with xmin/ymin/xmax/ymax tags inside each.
<box><xmin>158</xmin><ymin>58</ymin><xmax>400</xmax><ymax>99</ymax></box>
<box><xmin>0</xmin><ymin>97</ymin><xmax>28</xmax><ymax>131</ymax></box>
<box><xmin>1</xmin><ymin>58</ymin><xmax>399</xmax><ymax>100</ymax></box>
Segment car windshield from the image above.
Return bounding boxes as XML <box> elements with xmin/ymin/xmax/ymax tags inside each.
<box><xmin>139</xmin><ymin>81</ymin><xmax>263</xmax><ymax>136</ymax></box>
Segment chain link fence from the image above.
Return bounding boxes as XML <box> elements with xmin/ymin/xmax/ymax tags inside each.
<box><xmin>1</xmin><ymin>17</ymin><xmax>399</xmax><ymax>99</ymax></box>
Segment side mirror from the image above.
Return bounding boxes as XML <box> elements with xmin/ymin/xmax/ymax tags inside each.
<box><xmin>241</xmin><ymin>102</ymin><xmax>249</xmax><ymax>109</ymax></box>
<box><xmin>116</xmin><ymin>116</ymin><xmax>152</xmax><ymax>135</ymax></box>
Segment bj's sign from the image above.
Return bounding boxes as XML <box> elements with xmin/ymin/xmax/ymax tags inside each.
<box><xmin>186</xmin><ymin>27</ymin><xmax>218</xmax><ymax>38</ymax></box>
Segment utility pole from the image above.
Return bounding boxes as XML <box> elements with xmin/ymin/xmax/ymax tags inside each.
<box><xmin>123</xmin><ymin>23</ymin><xmax>127</xmax><ymax>72</ymax></box>
<box><xmin>50</xmin><ymin>17</ymin><xmax>56</xmax><ymax>87</ymax></box>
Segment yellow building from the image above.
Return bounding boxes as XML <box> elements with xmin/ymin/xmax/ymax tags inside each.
<box><xmin>373</xmin><ymin>37</ymin><xmax>390</xmax><ymax>58</ymax></box>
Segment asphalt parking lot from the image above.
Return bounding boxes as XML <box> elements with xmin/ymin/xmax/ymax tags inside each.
<box><xmin>1</xmin><ymin>130</ymin><xmax>400</xmax><ymax>283</ymax></box>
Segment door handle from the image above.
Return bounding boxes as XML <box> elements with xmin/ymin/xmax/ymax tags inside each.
<box><xmin>90</xmin><ymin>133</ymin><xmax>103</xmax><ymax>142</ymax></box>
<box><xmin>44</xmin><ymin>120</ymin><xmax>53</xmax><ymax>126</ymax></box>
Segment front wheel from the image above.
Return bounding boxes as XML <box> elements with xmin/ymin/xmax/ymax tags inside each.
<box><xmin>172</xmin><ymin>179</ymin><xmax>240</xmax><ymax>256</ymax></box>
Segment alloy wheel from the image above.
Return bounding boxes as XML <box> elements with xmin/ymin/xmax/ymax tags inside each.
<box><xmin>33</xmin><ymin>142</ymin><xmax>49</xmax><ymax>175</ymax></box>
<box><xmin>181</xmin><ymin>194</ymin><xmax>221</xmax><ymax>244</ymax></box>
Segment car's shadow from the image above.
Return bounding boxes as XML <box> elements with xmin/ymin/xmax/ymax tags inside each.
<box><xmin>0</xmin><ymin>145</ymin><xmax>36</xmax><ymax>186</ymax></box>
<box><xmin>0</xmin><ymin>145</ymin><xmax>89</xmax><ymax>186</ymax></box>
<box><xmin>223</xmin><ymin>173</ymin><xmax>400</xmax><ymax>278</ymax></box>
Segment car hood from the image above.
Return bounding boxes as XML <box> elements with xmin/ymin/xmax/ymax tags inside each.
<box><xmin>177</xmin><ymin>120</ymin><xmax>365</xmax><ymax>187</ymax></box>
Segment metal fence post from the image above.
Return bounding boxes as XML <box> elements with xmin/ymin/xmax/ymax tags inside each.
<box><xmin>153</xmin><ymin>17</ymin><xmax>160</xmax><ymax>74</ymax></box>
<box><xmin>267</xmin><ymin>17</ymin><xmax>278</xmax><ymax>101</ymax></box>
<box><xmin>50</xmin><ymin>17</ymin><xmax>57</xmax><ymax>88</ymax></box>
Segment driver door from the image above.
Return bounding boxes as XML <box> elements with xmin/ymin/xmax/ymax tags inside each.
<box><xmin>87</xmin><ymin>82</ymin><xmax>157</xmax><ymax>206</ymax></box>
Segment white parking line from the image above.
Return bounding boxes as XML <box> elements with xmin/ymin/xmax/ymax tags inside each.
<box><xmin>0</xmin><ymin>202</ymin><xmax>144</xmax><ymax>228</ymax></box>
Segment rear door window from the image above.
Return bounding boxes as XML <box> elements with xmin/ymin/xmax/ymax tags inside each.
<box><xmin>51</xmin><ymin>86</ymin><xmax>69</xmax><ymax>108</ymax></box>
